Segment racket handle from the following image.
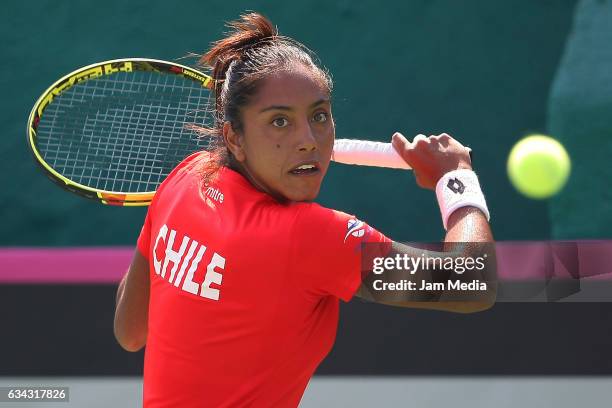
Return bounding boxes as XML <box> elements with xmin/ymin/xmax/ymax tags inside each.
<box><xmin>332</xmin><ymin>139</ymin><xmax>411</xmax><ymax>170</ymax></box>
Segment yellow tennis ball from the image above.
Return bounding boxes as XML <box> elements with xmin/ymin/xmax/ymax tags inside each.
<box><xmin>507</xmin><ymin>134</ymin><xmax>571</xmax><ymax>199</ymax></box>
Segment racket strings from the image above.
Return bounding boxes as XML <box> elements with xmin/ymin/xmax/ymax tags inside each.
<box><xmin>36</xmin><ymin>70</ymin><xmax>215</xmax><ymax>193</ymax></box>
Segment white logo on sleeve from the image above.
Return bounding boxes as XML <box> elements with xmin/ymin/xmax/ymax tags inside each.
<box><xmin>344</xmin><ymin>218</ymin><xmax>365</xmax><ymax>242</ymax></box>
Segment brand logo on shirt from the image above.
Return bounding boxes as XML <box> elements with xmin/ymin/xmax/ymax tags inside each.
<box><xmin>205</xmin><ymin>186</ymin><xmax>224</xmax><ymax>203</ymax></box>
<box><xmin>344</xmin><ymin>218</ymin><xmax>365</xmax><ymax>242</ymax></box>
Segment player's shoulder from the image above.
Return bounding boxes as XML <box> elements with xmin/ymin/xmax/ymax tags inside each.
<box><xmin>150</xmin><ymin>151</ymin><xmax>209</xmax><ymax>206</ymax></box>
<box><xmin>289</xmin><ymin>201</ymin><xmax>357</xmax><ymax>229</ymax></box>
<box><xmin>172</xmin><ymin>150</ymin><xmax>210</xmax><ymax>179</ymax></box>
<box><xmin>289</xmin><ymin>202</ymin><xmax>389</xmax><ymax>248</ymax></box>
<box><xmin>172</xmin><ymin>151</ymin><xmax>210</xmax><ymax>177</ymax></box>
<box><xmin>292</xmin><ymin>201</ymin><xmax>351</xmax><ymax>218</ymax></box>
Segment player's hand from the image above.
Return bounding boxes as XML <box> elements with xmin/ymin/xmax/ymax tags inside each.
<box><xmin>391</xmin><ymin>132</ymin><xmax>472</xmax><ymax>190</ymax></box>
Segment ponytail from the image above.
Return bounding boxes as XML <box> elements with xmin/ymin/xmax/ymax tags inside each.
<box><xmin>202</xmin><ymin>12</ymin><xmax>278</xmax><ymax>98</ymax></box>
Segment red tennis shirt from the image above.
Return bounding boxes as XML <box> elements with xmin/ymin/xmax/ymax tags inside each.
<box><xmin>137</xmin><ymin>152</ymin><xmax>390</xmax><ymax>407</ymax></box>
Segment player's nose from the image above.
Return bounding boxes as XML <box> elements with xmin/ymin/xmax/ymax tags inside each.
<box><xmin>296</xmin><ymin>120</ymin><xmax>317</xmax><ymax>152</ymax></box>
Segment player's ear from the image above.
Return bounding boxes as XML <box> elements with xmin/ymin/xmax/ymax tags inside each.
<box><xmin>223</xmin><ymin>121</ymin><xmax>246</xmax><ymax>162</ymax></box>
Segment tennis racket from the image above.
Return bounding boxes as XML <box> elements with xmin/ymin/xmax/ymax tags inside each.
<box><xmin>27</xmin><ymin>58</ymin><xmax>412</xmax><ymax>206</ymax></box>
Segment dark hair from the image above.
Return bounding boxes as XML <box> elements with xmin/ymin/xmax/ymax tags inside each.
<box><xmin>195</xmin><ymin>12</ymin><xmax>333</xmax><ymax>182</ymax></box>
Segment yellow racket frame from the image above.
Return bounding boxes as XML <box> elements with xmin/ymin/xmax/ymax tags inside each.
<box><xmin>27</xmin><ymin>58</ymin><xmax>214</xmax><ymax>206</ymax></box>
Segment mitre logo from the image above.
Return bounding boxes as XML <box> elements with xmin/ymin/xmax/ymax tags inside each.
<box><xmin>206</xmin><ymin>186</ymin><xmax>224</xmax><ymax>203</ymax></box>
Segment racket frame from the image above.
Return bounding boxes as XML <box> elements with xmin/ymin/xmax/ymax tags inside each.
<box><xmin>27</xmin><ymin>58</ymin><xmax>214</xmax><ymax>206</ymax></box>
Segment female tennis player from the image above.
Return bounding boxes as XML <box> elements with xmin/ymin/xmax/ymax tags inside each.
<box><xmin>114</xmin><ymin>12</ymin><xmax>494</xmax><ymax>407</ymax></box>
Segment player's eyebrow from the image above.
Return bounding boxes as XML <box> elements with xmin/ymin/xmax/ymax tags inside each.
<box><xmin>259</xmin><ymin>98</ymin><xmax>329</xmax><ymax>113</ymax></box>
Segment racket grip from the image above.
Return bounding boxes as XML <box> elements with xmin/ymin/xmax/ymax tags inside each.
<box><xmin>332</xmin><ymin>139</ymin><xmax>411</xmax><ymax>170</ymax></box>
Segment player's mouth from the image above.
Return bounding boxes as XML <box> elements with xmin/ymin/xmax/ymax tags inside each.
<box><xmin>288</xmin><ymin>161</ymin><xmax>321</xmax><ymax>176</ymax></box>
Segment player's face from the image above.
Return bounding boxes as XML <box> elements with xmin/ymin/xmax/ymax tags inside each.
<box><xmin>236</xmin><ymin>66</ymin><xmax>334</xmax><ymax>202</ymax></box>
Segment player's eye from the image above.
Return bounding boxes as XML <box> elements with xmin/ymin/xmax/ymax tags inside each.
<box><xmin>312</xmin><ymin>112</ymin><xmax>328</xmax><ymax>123</ymax></box>
<box><xmin>272</xmin><ymin>117</ymin><xmax>289</xmax><ymax>128</ymax></box>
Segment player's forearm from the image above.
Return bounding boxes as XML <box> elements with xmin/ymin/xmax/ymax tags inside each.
<box><xmin>440</xmin><ymin>206</ymin><xmax>497</xmax><ymax>311</ymax></box>
<box><xmin>445</xmin><ymin>206</ymin><xmax>493</xmax><ymax>243</ymax></box>
<box><xmin>114</xmin><ymin>251</ymin><xmax>150</xmax><ymax>352</ymax></box>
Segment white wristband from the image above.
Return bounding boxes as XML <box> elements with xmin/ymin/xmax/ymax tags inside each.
<box><xmin>435</xmin><ymin>169</ymin><xmax>490</xmax><ymax>230</ymax></box>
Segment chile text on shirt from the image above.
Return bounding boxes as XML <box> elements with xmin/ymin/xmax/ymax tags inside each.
<box><xmin>152</xmin><ymin>224</ymin><xmax>226</xmax><ymax>300</ymax></box>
